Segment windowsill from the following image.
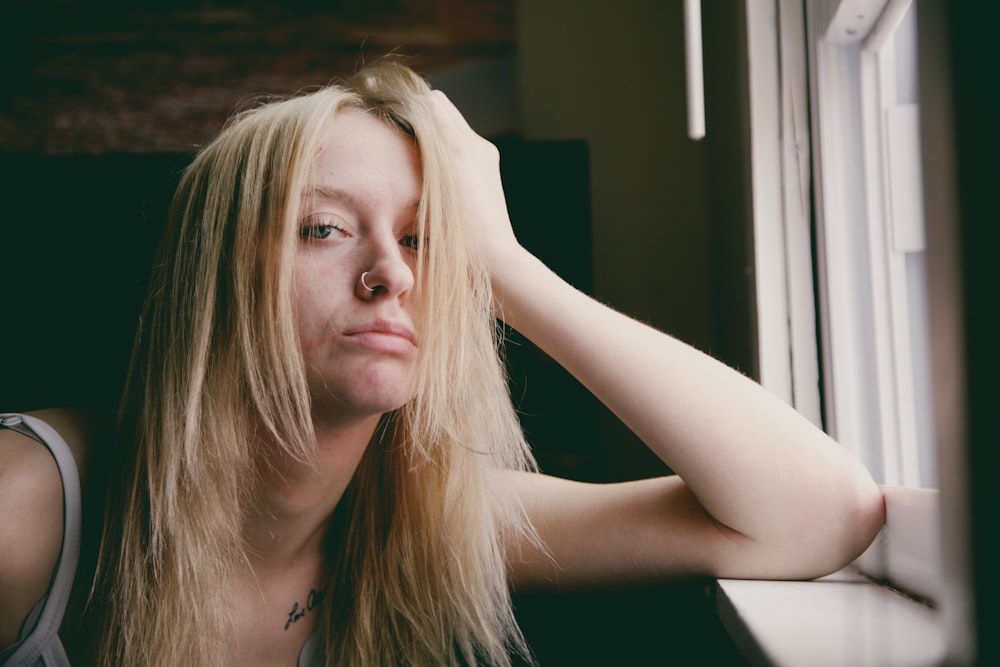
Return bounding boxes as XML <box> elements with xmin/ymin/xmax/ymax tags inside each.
<box><xmin>714</xmin><ymin>568</ymin><xmax>945</xmax><ymax>666</ymax></box>
<box><xmin>714</xmin><ymin>485</ymin><xmax>946</xmax><ymax>666</ymax></box>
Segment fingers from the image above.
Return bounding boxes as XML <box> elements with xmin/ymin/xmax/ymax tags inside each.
<box><xmin>419</xmin><ymin>90</ymin><xmax>519</xmax><ymax>271</ymax></box>
<box><xmin>421</xmin><ymin>91</ymin><xmax>502</xmax><ymax>191</ymax></box>
<box><xmin>422</xmin><ymin>91</ymin><xmax>498</xmax><ymax>164</ymax></box>
<box><xmin>424</xmin><ymin>90</ymin><xmax>473</xmax><ymax>135</ymax></box>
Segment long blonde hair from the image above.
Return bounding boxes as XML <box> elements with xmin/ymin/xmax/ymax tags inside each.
<box><xmin>94</xmin><ymin>60</ymin><xmax>538</xmax><ymax>666</ymax></box>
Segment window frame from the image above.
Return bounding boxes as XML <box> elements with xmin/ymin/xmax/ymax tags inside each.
<box><xmin>805</xmin><ymin>0</ymin><xmax>942</xmax><ymax>599</ymax></box>
<box><xmin>729</xmin><ymin>1</ymin><xmax>990</xmax><ymax>664</ymax></box>
<box><xmin>751</xmin><ymin>0</ymin><xmax>934</xmax><ymax>486</ymax></box>
<box><xmin>745</xmin><ymin>0</ymin><xmax>822</xmax><ymax>427</ymax></box>
<box><xmin>743</xmin><ymin>0</ymin><xmax>943</xmax><ymax>602</ymax></box>
<box><xmin>805</xmin><ymin>0</ymin><xmax>932</xmax><ymax>488</ymax></box>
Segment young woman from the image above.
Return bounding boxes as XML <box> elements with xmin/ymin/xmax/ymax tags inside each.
<box><xmin>0</xmin><ymin>59</ymin><xmax>884</xmax><ymax>666</ymax></box>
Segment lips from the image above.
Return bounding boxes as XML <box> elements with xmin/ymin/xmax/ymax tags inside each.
<box><xmin>341</xmin><ymin>318</ymin><xmax>418</xmax><ymax>351</ymax></box>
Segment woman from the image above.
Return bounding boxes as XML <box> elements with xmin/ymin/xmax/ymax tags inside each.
<box><xmin>0</xmin><ymin>59</ymin><xmax>884</xmax><ymax>666</ymax></box>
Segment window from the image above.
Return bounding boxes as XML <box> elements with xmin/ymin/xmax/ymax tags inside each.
<box><xmin>806</xmin><ymin>0</ymin><xmax>941</xmax><ymax>600</ymax></box>
<box><xmin>745</xmin><ymin>0</ymin><xmax>942</xmax><ymax>628</ymax></box>
<box><xmin>747</xmin><ymin>0</ymin><xmax>935</xmax><ymax>487</ymax></box>
<box><xmin>723</xmin><ymin>1</ymin><xmax>992</xmax><ymax>664</ymax></box>
<box><xmin>809</xmin><ymin>0</ymin><xmax>935</xmax><ymax>490</ymax></box>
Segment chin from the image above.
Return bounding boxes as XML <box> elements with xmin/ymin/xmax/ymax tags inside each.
<box><xmin>310</xmin><ymin>383</ymin><xmax>415</xmax><ymax>420</ymax></box>
<box><xmin>308</xmin><ymin>362</ymin><xmax>416</xmax><ymax>410</ymax></box>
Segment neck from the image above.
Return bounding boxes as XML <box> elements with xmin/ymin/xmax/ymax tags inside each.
<box><xmin>243</xmin><ymin>412</ymin><xmax>382</xmax><ymax>569</ymax></box>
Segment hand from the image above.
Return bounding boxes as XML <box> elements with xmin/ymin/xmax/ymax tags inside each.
<box><xmin>422</xmin><ymin>91</ymin><xmax>524</xmax><ymax>275</ymax></box>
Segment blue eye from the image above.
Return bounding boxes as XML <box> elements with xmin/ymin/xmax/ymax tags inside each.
<box><xmin>400</xmin><ymin>234</ymin><xmax>423</xmax><ymax>250</ymax></box>
<box><xmin>300</xmin><ymin>215</ymin><xmax>348</xmax><ymax>241</ymax></box>
<box><xmin>300</xmin><ymin>225</ymin><xmax>332</xmax><ymax>240</ymax></box>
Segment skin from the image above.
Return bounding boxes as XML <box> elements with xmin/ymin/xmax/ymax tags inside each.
<box><xmin>0</xmin><ymin>94</ymin><xmax>886</xmax><ymax>665</ymax></box>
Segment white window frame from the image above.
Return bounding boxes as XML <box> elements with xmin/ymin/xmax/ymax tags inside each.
<box><xmin>716</xmin><ymin>0</ymin><xmax>950</xmax><ymax>667</ymax></box>
<box><xmin>859</xmin><ymin>2</ymin><xmax>936</xmax><ymax>489</ymax></box>
<box><xmin>748</xmin><ymin>0</ymin><xmax>935</xmax><ymax>486</ymax></box>
<box><xmin>745</xmin><ymin>0</ymin><xmax>942</xmax><ymax>602</ymax></box>
<box><xmin>811</xmin><ymin>0</ymin><xmax>934</xmax><ymax>491</ymax></box>
<box><xmin>806</xmin><ymin>0</ymin><xmax>941</xmax><ymax>598</ymax></box>
<box><xmin>746</xmin><ymin>0</ymin><xmax>822</xmax><ymax>427</ymax></box>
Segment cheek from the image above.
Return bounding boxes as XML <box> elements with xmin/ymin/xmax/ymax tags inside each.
<box><xmin>292</xmin><ymin>274</ymin><xmax>329</xmax><ymax>343</ymax></box>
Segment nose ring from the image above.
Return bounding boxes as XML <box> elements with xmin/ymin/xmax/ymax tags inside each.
<box><xmin>360</xmin><ymin>271</ymin><xmax>376</xmax><ymax>292</ymax></box>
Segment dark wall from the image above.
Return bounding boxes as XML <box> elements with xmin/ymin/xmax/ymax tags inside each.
<box><xmin>703</xmin><ymin>1</ymin><xmax>758</xmax><ymax>381</ymax></box>
<box><xmin>0</xmin><ymin>153</ymin><xmax>189</xmax><ymax>411</ymax></box>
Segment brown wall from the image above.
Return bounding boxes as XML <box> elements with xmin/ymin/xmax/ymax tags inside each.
<box><xmin>516</xmin><ymin>0</ymin><xmax>755</xmax><ymax>480</ymax></box>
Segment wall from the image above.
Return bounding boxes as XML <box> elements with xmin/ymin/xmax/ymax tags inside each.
<box><xmin>515</xmin><ymin>0</ymin><xmax>755</xmax><ymax>480</ymax></box>
<box><xmin>517</xmin><ymin>0</ymin><xmax>711</xmax><ymax>341</ymax></box>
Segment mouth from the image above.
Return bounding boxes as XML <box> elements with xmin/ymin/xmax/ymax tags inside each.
<box><xmin>341</xmin><ymin>319</ymin><xmax>418</xmax><ymax>352</ymax></box>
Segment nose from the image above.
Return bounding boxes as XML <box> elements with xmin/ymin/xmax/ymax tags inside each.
<box><xmin>355</xmin><ymin>233</ymin><xmax>415</xmax><ymax>300</ymax></box>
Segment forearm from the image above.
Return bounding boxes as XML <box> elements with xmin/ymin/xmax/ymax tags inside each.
<box><xmin>493</xmin><ymin>245</ymin><xmax>883</xmax><ymax>563</ymax></box>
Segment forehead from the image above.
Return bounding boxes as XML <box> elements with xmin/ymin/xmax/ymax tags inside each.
<box><xmin>305</xmin><ymin>109</ymin><xmax>422</xmax><ymax>208</ymax></box>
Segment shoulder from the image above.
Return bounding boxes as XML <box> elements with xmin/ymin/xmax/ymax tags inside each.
<box><xmin>0</xmin><ymin>408</ymin><xmax>111</xmax><ymax>648</ymax></box>
<box><xmin>8</xmin><ymin>408</ymin><xmax>112</xmax><ymax>481</ymax></box>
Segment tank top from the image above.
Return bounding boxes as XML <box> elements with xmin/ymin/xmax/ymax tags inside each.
<box><xmin>0</xmin><ymin>414</ymin><xmax>323</xmax><ymax>667</ymax></box>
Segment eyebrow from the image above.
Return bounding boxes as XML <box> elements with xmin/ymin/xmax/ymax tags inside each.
<box><xmin>302</xmin><ymin>184</ymin><xmax>360</xmax><ymax>212</ymax></box>
<box><xmin>304</xmin><ymin>184</ymin><xmax>351</xmax><ymax>202</ymax></box>
<box><xmin>303</xmin><ymin>184</ymin><xmax>420</xmax><ymax>217</ymax></box>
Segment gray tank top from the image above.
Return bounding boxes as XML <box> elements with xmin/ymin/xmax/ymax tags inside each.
<box><xmin>0</xmin><ymin>414</ymin><xmax>324</xmax><ymax>667</ymax></box>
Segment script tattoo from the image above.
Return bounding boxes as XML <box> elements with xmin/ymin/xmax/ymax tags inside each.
<box><xmin>285</xmin><ymin>588</ymin><xmax>326</xmax><ymax>631</ymax></box>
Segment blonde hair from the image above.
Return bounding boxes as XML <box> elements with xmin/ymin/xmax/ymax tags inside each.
<box><xmin>94</xmin><ymin>60</ymin><xmax>538</xmax><ymax>666</ymax></box>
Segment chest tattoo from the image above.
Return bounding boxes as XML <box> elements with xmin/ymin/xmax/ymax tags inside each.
<box><xmin>284</xmin><ymin>588</ymin><xmax>326</xmax><ymax>631</ymax></box>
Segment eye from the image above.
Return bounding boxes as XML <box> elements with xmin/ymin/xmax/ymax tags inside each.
<box><xmin>300</xmin><ymin>214</ymin><xmax>349</xmax><ymax>241</ymax></box>
<box><xmin>399</xmin><ymin>234</ymin><xmax>424</xmax><ymax>251</ymax></box>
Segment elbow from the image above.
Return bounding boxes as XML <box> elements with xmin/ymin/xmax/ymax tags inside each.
<box><xmin>748</xmin><ymin>465</ymin><xmax>886</xmax><ymax>582</ymax></box>
<box><xmin>840</xmin><ymin>476</ymin><xmax>887</xmax><ymax>565</ymax></box>
<box><xmin>799</xmin><ymin>472</ymin><xmax>887</xmax><ymax>580</ymax></box>
<box><xmin>711</xmin><ymin>476</ymin><xmax>886</xmax><ymax>582</ymax></box>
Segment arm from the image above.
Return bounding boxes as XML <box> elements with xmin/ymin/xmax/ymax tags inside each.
<box><xmin>425</xmin><ymin>92</ymin><xmax>885</xmax><ymax>585</ymax></box>
<box><xmin>497</xmin><ymin>250</ymin><xmax>884</xmax><ymax>582</ymax></box>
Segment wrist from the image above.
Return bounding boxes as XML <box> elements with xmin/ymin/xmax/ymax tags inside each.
<box><xmin>487</xmin><ymin>248</ymin><xmax>563</xmax><ymax>330</ymax></box>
